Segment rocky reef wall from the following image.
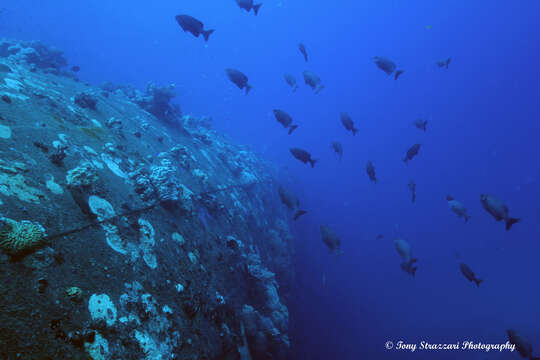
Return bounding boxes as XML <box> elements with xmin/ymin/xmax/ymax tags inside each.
<box><xmin>0</xmin><ymin>39</ymin><xmax>294</xmax><ymax>360</ymax></box>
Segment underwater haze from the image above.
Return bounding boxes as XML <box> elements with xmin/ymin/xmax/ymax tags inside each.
<box><xmin>2</xmin><ymin>0</ymin><xmax>540</xmax><ymax>359</ymax></box>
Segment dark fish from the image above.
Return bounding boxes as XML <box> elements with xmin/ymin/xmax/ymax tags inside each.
<box><xmin>394</xmin><ymin>238</ymin><xmax>418</xmax><ymax>277</ymax></box>
<box><xmin>373</xmin><ymin>56</ymin><xmax>396</xmax><ymax>75</ymax></box>
<box><xmin>320</xmin><ymin>225</ymin><xmax>342</xmax><ymax>254</ymax></box>
<box><xmin>290</xmin><ymin>148</ymin><xmax>318</xmax><ymax>168</ymax></box>
<box><xmin>376</xmin><ymin>234</ymin><xmax>384</xmax><ymax>240</ymax></box>
<box><xmin>293</xmin><ymin>210</ymin><xmax>307</xmax><ymax>221</ymax></box>
<box><xmin>413</xmin><ymin>119</ymin><xmax>428</xmax><ymax>132</ymax></box>
<box><xmin>302</xmin><ymin>71</ymin><xmax>324</xmax><ymax>94</ymax></box>
<box><xmin>403</xmin><ymin>144</ymin><xmax>421</xmax><ymax>164</ymax></box>
<box><xmin>71</xmin><ymin>66</ymin><xmax>80</xmax><ymax>72</ymax></box>
<box><xmin>480</xmin><ymin>194</ymin><xmax>520</xmax><ymax>230</ymax></box>
<box><xmin>298</xmin><ymin>43</ymin><xmax>308</xmax><ymax>62</ymax></box>
<box><xmin>226</xmin><ymin>68</ymin><xmax>252</xmax><ymax>94</ymax></box>
<box><xmin>175</xmin><ymin>15</ymin><xmax>215</xmax><ymax>42</ymax></box>
<box><xmin>331</xmin><ymin>142</ymin><xmax>343</xmax><ymax>160</ymax></box>
<box><xmin>340</xmin><ymin>112</ymin><xmax>358</xmax><ymax>135</ymax></box>
<box><xmin>408</xmin><ymin>180</ymin><xmax>416</xmax><ymax>203</ymax></box>
<box><xmin>446</xmin><ymin>195</ymin><xmax>470</xmax><ymax>222</ymax></box>
<box><xmin>459</xmin><ymin>263</ymin><xmax>483</xmax><ymax>287</ymax></box>
<box><xmin>278</xmin><ymin>185</ymin><xmax>299</xmax><ymax>211</ymax></box>
<box><xmin>366</xmin><ymin>161</ymin><xmax>377</xmax><ymax>184</ymax></box>
<box><xmin>235</xmin><ymin>0</ymin><xmax>262</xmax><ymax>16</ymax></box>
<box><xmin>284</xmin><ymin>74</ymin><xmax>298</xmax><ymax>91</ymax></box>
<box><xmin>436</xmin><ymin>58</ymin><xmax>451</xmax><ymax>69</ymax></box>
<box><xmin>394</xmin><ymin>69</ymin><xmax>404</xmax><ymax>80</ymax></box>
<box><xmin>507</xmin><ymin>329</ymin><xmax>540</xmax><ymax>360</ymax></box>
<box><xmin>273</xmin><ymin>109</ymin><xmax>298</xmax><ymax>135</ymax></box>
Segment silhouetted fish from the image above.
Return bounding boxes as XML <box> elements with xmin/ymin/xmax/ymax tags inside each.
<box><xmin>293</xmin><ymin>210</ymin><xmax>307</xmax><ymax>221</ymax></box>
<box><xmin>226</xmin><ymin>68</ymin><xmax>252</xmax><ymax>94</ymax></box>
<box><xmin>413</xmin><ymin>119</ymin><xmax>428</xmax><ymax>132</ymax></box>
<box><xmin>298</xmin><ymin>43</ymin><xmax>308</xmax><ymax>62</ymax></box>
<box><xmin>373</xmin><ymin>56</ymin><xmax>396</xmax><ymax>75</ymax></box>
<box><xmin>459</xmin><ymin>263</ymin><xmax>483</xmax><ymax>287</ymax></box>
<box><xmin>480</xmin><ymin>194</ymin><xmax>520</xmax><ymax>230</ymax></box>
<box><xmin>376</xmin><ymin>234</ymin><xmax>384</xmax><ymax>240</ymax></box>
<box><xmin>340</xmin><ymin>112</ymin><xmax>358</xmax><ymax>135</ymax></box>
<box><xmin>331</xmin><ymin>141</ymin><xmax>343</xmax><ymax>160</ymax></box>
<box><xmin>175</xmin><ymin>15</ymin><xmax>215</xmax><ymax>42</ymax></box>
<box><xmin>290</xmin><ymin>147</ymin><xmax>318</xmax><ymax>168</ymax></box>
<box><xmin>394</xmin><ymin>69</ymin><xmax>404</xmax><ymax>80</ymax></box>
<box><xmin>284</xmin><ymin>74</ymin><xmax>298</xmax><ymax>91</ymax></box>
<box><xmin>366</xmin><ymin>161</ymin><xmax>377</xmax><ymax>184</ymax></box>
<box><xmin>394</xmin><ymin>238</ymin><xmax>418</xmax><ymax>277</ymax></box>
<box><xmin>278</xmin><ymin>185</ymin><xmax>307</xmax><ymax>221</ymax></box>
<box><xmin>320</xmin><ymin>225</ymin><xmax>342</xmax><ymax>255</ymax></box>
<box><xmin>507</xmin><ymin>329</ymin><xmax>540</xmax><ymax>360</ymax></box>
<box><xmin>403</xmin><ymin>144</ymin><xmax>421</xmax><ymax>164</ymax></box>
<box><xmin>408</xmin><ymin>180</ymin><xmax>416</xmax><ymax>203</ymax></box>
<box><xmin>273</xmin><ymin>109</ymin><xmax>298</xmax><ymax>134</ymax></box>
<box><xmin>303</xmin><ymin>71</ymin><xmax>324</xmax><ymax>94</ymax></box>
<box><xmin>235</xmin><ymin>0</ymin><xmax>262</xmax><ymax>16</ymax></box>
<box><xmin>446</xmin><ymin>195</ymin><xmax>470</xmax><ymax>222</ymax></box>
<box><xmin>436</xmin><ymin>58</ymin><xmax>451</xmax><ymax>69</ymax></box>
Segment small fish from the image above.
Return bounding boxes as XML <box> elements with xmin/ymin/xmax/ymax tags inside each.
<box><xmin>284</xmin><ymin>74</ymin><xmax>298</xmax><ymax>91</ymax></box>
<box><xmin>302</xmin><ymin>71</ymin><xmax>324</xmax><ymax>94</ymax></box>
<box><xmin>403</xmin><ymin>144</ymin><xmax>421</xmax><ymax>164</ymax></box>
<box><xmin>459</xmin><ymin>263</ymin><xmax>482</xmax><ymax>287</ymax></box>
<box><xmin>394</xmin><ymin>69</ymin><xmax>404</xmax><ymax>80</ymax></box>
<box><xmin>273</xmin><ymin>109</ymin><xmax>298</xmax><ymax>135</ymax></box>
<box><xmin>394</xmin><ymin>238</ymin><xmax>418</xmax><ymax>277</ymax></box>
<box><xmin>71</xmin><ymin>66</ymin><xmax>80</xmax><ymax>72</ymax></box>
<box><xmin>413</xmin><ymin>119</ymin><xmax>428</xmax><ymax>132</ymax></box>
<box><xmin>408</xmin><ymin>181</ymin><xmax>416</xmax><ymax>203</ymax></box>
<box><xmin>507</xmin><ymin>329</ymin><xmax>540</xmax><ymax>359</ymax></box>
<box><xmin>366</xmin><ymin>161</ymin><xmax>377</xmax><ymax>184</ymax></box>
<box><xmin>235</xmin><ymin>0</ymin><xmax>262</xmax><ymax>16</ymax></box>
<box><xmin>320</xmin><ymin>225</ymin><xmax>342</xmax><ymax>255</ymax></box>
<box><xmin>480</xmin><ymin>194</ymin><xmax>519</xmax><ymax>230</ymax></box>
<box><xmin>436</xmin><ymin>58</ymin><xmax>451</xmax><ymax>69</ymax></box>
<box><xmin>331</xmin><ymin>142</ymin><xmax>343</xmax><ymax>160</ymax></box>
<box><xmin>278</xmin><ymin>185</ymin><xmax>299</xmax><ymax>211</ymax></box>
<box><xmin>175</xmin><ymin>15</ymin><xmax>215</xmax><ymax>42</ymax></box>
<box><xmin>373</xmin><ymin>56</ymin><xmax>396</xmax><ymax>75</ymax></box>
<box><xmin>293</xmin><ymin>210</ymin><xmax>307</xmax><ymax>221</ymax></box>
<box><xmin>340</xmin><ymin>113</ymin><xmax>358</xmax><ymax>135</ymax></box>
<box><xmin>376</xmin><ymin>234</ymin><xmax>384</xmax><ymax>240</ymax></box>
<box><xmin>446</xmin><ymin>195</ymin><xmax>470</xmax><ymax>222</ymax></box>
<box><xmin>226</xmin><ymin>68</ymin><xmax>252</xmax><ymax>94</ymax></box>
<box><xmin>290</xmin><ymin>147</ymin><xmax>318</xmax><ymax>168</ymax></box>
<box><xmin>298</xmin><ymin>43</ymin><xmax>308</xmax><ymax>62</ymax></box>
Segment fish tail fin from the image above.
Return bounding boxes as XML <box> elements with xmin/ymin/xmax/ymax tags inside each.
<box><xmin>253</xmin><ymin>3</ymin><xmax>262</xmax><ymax>16</ymax></box>
<box><xmin>310</xmin><ymin>158</ymin><xmax>318</xmax><ymax>168</ymax></box>
<box><xmin>474</xmin><ymin>278</ymin><xmax>483</xmax><ymax>287</ymax></box>
<box><xmin>446</xmin><ymin>58</ymin><xmax>451</xmax><ymax>68</ymax></box>
<box><xmin>352</xmin><ymin>128</ymin><xmax>358</xmax><ymax>136</ymax></box>
<box><xmin>374</xmin><ymin>178</ymin><xmax>378</xmax><ymax>184</ymax></box>
<box><xmin>423</xmin><ymin>120</ymin><xmax>428</xmax><ymax>132</ymax></box>
<box><xmin>403</xmin><ymin>157</ymin><xmax>408</xmax><ymax>164</ymax></box>
<box><xmin>288</xmin><ymin>124</ymin><xmax>298</xmax><ymax>135</ymax></box>
<box><xmin>465</xmin><ymin>215</ymin><xmax>471</xmax><ymax>222</ymax></box>
<box><xmin>245</xmin><ymin>84</ymin><xmax>253</xmax><ymax>95</ymax></box>
<box><xmin>411</xmin><ymin>267</ymin><xmax>417</xmax><ymax>277</ymax></box>
<box><xmin>293</xmin><ymin>84</ymin><xmax>298</xmax><ymax>92</ymax></box>
<box><xmin>293</xmin><ymin>209</ymin><xmax>307</xmax><ymax>221</ymax></box>
<box><xmin>202</xmin><ymin>29</ymin><xmax>215</xmax><ymax>42</ymax></box>
<box><xmin>505</xmin><ymin>217</ymin><xmax>520</xmax><ymax>230</ymax></box>
<box><xmin>314</xmin><ymin>85</ymin><xmax>324</xmax><ymax>94</ymax></box>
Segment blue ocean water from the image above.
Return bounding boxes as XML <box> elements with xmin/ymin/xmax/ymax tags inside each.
<box><xmin>2</xmin><ymin>1</ymin><xmax>539</xmax><ymax>359</ymax></box>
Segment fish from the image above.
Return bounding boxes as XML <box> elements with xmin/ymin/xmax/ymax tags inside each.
<box><xmin>320</xmin><ymin>225</ymin><xmax>342</xmax><ymax>255</ymax></box>
<box><xmin>290</xmin><ymin>148</ymin><xmax>318</xmax><ymax>168</ymax></box>
<box><xmin>366</xmin><ymin>161</ymin><xmax>377</xmax><ymax>184</ymax></box>
<box><xmin>235</xmin><ymin>0</ymin><xmax>262</xmax><ymax>16</ymax></box>
<box><xmin>278</xmin><ymin>185</ymin><xmax>299</xmax><ymax>211</ymax></box>
<box><xmin>175</xmin><ymin>15</ymin><xmax>215</xmax><ymax>42</ymax></box>
<box><xmin>284</xmin><ymin>74</ymin><xmax>298</xmax><ymax>91</ymax></box>
<box><xmin>446</xmin><ymin>195</ymin><xmax>470</xmax><ymax>222</ymax></box>
<box><xmin>507</xmin><ymin>329</ymin><xmax>540</xmax><ymax>359</ymax></box>
<box><xmin>302</xmin><ymin>71</ymin><xmax>324</xmax><ymax>94</ymax></box>
<box><xmin>480</xmin><ymin>194</ymin><xmax>520</xmax><ymax>230</ymax></box>
<box><xmin>408</xmin><ymin>181</ymin><xmax>416</xmax><ymax>203</ymax></box>
<box><xmin>298</xmin><ymin>43</ymin><xmax>308</xmax><ymax>62</ymax></box>
<box><xmin>393</xmin><ymin>238</ymin><xmax>418</xmax><ymax>277</ymax></box>
<box><xmin>373</xmin><ymin>56</ymin><xmax>396</xmax><ymax>75</ymax></box>
<box><xmin>293</xmin><ymin>210</ymin><xmax>307</xmax><ymax>221</ymax></box>
<box><xmin>436</xmin><ymin>58</ymin><xmax>451</xmax><ymax>69</ymax></box>
<box><xmin>331</xmin><ymin>142</ymin><xmax>343</xmax><ymax>160</ymax></box>
<box><xmin>403</xmin><ymin>144</ymin><xmax>421</xmax><ymax>164</ymax></box>
<box><xmin>459</xmin><ymin>263</ymin><xmax>483</xmax><ymax>287</ymax></box>
<box><xmin>376</xmin><ymin>234</ymin><xmax>384</xmax><ymax>240</ymax></box>
<box><xmin>273</xmin><ymin>109</ymin><xmax>298</xmax><ymax>135</ymax></box>
<box><xmin>340</xmin><ymin>112</ymin><xmax>358</xmax><ymax>135</ymax></box>
<box><xmin>394</xmin><ymin>69</ymin><xmax>404</xmax><ymax>80</ymax></box>
<box><xmin>225</xmin><ymin>68</ymin><xmax>252</xmax><ymax>94</ymax></box>
<box><xmin>71</xmin><ymin>66</ymin><xmax>80</xmax><ymax>72</ymax></box>
<box><xmin>413</xmin><ymin>119</ymin><xmax>428</xmax><ymax>132</ymax></box>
